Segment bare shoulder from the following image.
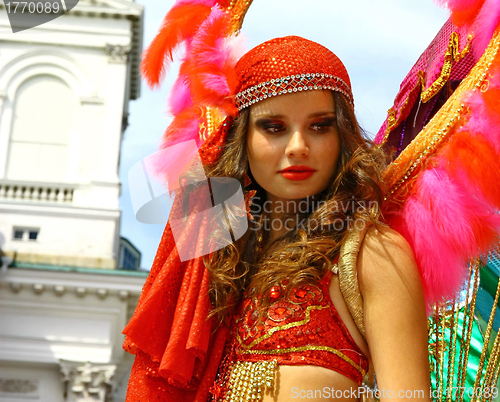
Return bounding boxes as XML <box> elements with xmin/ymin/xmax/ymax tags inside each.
<box><xmin>357</xmin><ymin>225</ymin><xmax>423</xmax><ymax>297</ymax></box>
<box><xmin>356</xmin><ymin>226</ymin><xmax>431</xmax><ymax>400</ymax></box>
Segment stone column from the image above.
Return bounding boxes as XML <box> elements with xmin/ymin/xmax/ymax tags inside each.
<box><xmin>60</xmin><ymin>361</ymin><xmax>117</xmax><ymax>402</ymax></box>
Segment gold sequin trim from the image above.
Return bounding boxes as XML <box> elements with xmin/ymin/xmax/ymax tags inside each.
<box><xmin>382</xmin><ymin>27</ymin><xmax>500</xmax><ymax>208</ymax></box>
<box><xmin>225</xmin><ymin>360</ymin><xmax>277</xmax><ymax>402</ymax></box>
<box><xmin>381</xmin><ymin>71</ymin><xmax>425</xmax><ymax>144</ymax></box>
<box><xmin>226</xmin><ymin>0</ymin><xmax>253</xmax><ymax>35</ymax></box>
<box><xmin>338</xmin><ymin>222</ymin><xmax>371</xmax><ymax>341</ymax></box>
<box><xmin>381</xmin><ymin>32</ymin><xmax>472</xmax><ymax>144</ymax></box>
<box><xmin>199</xmin><ymin>106</ymin><xmax>225</xmax><ymax>142</ymax></box>
<box><xmin>420</xmin><ymin>32</ymin><xmax>472</xmax><ymax>103</ymax></box>
<box><xmin>239</xmin><ymin>345</ymin><xmax>366</xmax><ymax>378</ymax></box>
<box><xmin>236</xmin><ymin>305</ymin><xmax>328</xmax><ymax>349</ymax></box>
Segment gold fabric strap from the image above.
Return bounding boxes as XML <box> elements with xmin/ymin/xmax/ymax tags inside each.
<box><xmin>338</xmin><ymin>222</ymin><xmax>371</xmax><ymax>340</ymax></box>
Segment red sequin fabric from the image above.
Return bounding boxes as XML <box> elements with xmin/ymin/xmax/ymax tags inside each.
<box><xmin>235</xmin><ymin>36</ymin><xmax>353</xmax><ymax>110</ymax></box>
<box><xmin>210</xmin><ymin>271</ymin><xmax>369</xmax><ymax>401</ymax></box>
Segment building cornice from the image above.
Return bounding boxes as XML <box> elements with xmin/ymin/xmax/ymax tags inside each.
<box><xmin>0</xmin><ymin>0</ymin><xmax>144</xmax><ymax>100</ymax></box>
<box><xmin>1</xmin><ymin>265</ymin><xmax>148</xmax><ymax>300</ymax></box>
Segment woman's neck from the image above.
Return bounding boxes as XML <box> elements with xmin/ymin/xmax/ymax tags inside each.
<box><xmin>265</xmin><ymin>196</ymin><xmax>311</xmax><ymax>243</ymax></box>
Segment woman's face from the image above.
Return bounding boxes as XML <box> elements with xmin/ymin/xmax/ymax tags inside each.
<box><xmin>247</xmin><ymin>90</ymin><xmax>340</xmax><ymax>204</ymax></box>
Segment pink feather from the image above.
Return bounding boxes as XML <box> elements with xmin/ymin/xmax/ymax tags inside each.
<box><xmin>471</xmin><ymin>0</ymin><xmax>500</xmax><ymax>59</ymax></box>
<box><xmin>392</xmin><ymin>196</ymin><xmax>465</xmax><ymax>307</ymax></box>
<box><xmin>464</xmin><ymin>91</ymin><xmax>500</xmax><ymax>154</ymax></box>
<box><xmin>161</xmin><ymin>108</ymin><xmax>203</xmax><ymax>148</ymax></box>
<box><xmin>434</xmin><ymin>0</ymin><xmax>483</xmax><ymax>11</ymax></box>
<box><xmin>224</xmin><ymin>34</ymin><xmax>247</xmax><ymax>65</ymax></box>
<box><xmin>417</xmin><ymin>168</ymin><xmax>500</xmax><ymax>258</ymax></box>
<box><xmin>182</xmin><ymin>7</ymin><xmax>239</xmax><ymax>114</ymax></box>
<box><xmin>150</xmin><ymin>141</ymin><xmax>201</xmax><ymax>193</ymax></box>
<box><xmin>169</xmin><ymin>75</ymin><xmax>193</xmax><ymax>115</ymax></box>
<box><xmin>194</xmin><ymin>39</ymin><xmax>231</xmax><ymax>70</ymax></box>
<box><xmin>200</xmin><ymin>73</ymin><xmax>231</xmax><ymax>97</ymax></box>
<box><xmin>391</xmin><ymin>162</ymin><xmax>500</xmax><ymax>307</ymax></box>
<box><xmin>176</xmin><ymin>0</ymin><xmax>219</xmax><ymax>6</ymax></box>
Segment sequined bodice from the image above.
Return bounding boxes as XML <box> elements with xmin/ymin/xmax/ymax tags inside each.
<box><xmin>210</xmin><ymin>271</ymin><xmax>369</xmax><ymax>400</ymax></box>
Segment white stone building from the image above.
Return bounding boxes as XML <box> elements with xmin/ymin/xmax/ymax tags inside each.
<box><xmin>0</xmin><ymin>1</ymin><xmax>147</xmax><ymax>401</ymax></box>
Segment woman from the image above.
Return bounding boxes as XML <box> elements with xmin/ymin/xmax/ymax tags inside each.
<box><xmin>124</xmin><ymin>36</ymin><xmax>431</xmax><ymax>401</ymax></box>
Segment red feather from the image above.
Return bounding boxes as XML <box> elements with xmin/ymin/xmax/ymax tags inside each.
<box><xmin>435</xmin><ymin>0</ymin><xmax>486</xmax><ymax>27</ymax></box>
<box><xmin>140</xmin><ymin>4</ymin><xmax>212</xmax><ymax>88</ymax></box>
<box><xmin>442</xmin><ymin>130</ymin><xmax>500</xmax><ymax>209</ymax></box>
<box><xmin>483</xmin><ymin>87</ymin><xmax>500</xmax><ymax>118</ymax></box>
<box><xmin>161</xmin><ymin>106</ymin><xmax>203</xmax><ymax>148</ymax></box>
<box><xmin>182</xmin><ymin>8</ymin><xmax>239</xmax><ymax>115</ymax></box>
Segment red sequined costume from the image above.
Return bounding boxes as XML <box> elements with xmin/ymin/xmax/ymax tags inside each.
<box><xmin>210</xmin><ymin>270</ymin><xmax>369</xmax><ymax>401</ymax></box>
<box><xmin>124</xmin><ymin>27</ymin><xmax>368</xmax><ymax>402</ymax></box>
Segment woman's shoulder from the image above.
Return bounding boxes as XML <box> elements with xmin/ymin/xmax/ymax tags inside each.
<box><xmin>361</xmin><ymin>225</ymin><xmax>413</xmax><ymax>256</ymax></box>
<box><xmin>356</xmin><ymin>225</ymin><xmax>422</xmax><ymax>296</ymax></box>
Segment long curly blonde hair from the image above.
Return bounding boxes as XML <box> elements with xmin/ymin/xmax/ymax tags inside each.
<box><xmin>203</xmin><ymin>91</ymin><xmax>386</xmax><ymax>322</ymax></box>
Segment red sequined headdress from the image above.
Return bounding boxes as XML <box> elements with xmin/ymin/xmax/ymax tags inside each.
<box><xmin>122</xmin><ymin>2</ymin><xmax>355</xmax><ymax>401</ymax></box>
<box><xmin>234</xmin><ymin>36</ymin><xmax>353</xmax><ymax>110</ymax></box>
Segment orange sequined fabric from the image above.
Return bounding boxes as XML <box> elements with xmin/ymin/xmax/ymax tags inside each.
<box><xmin>235</xmin><ymin>36</ymin><xmax>353</xmax><ymax>110</ymax></box>
<box><xmin>210</xmin><ymin>271</ymin><xmax>369</xmax><ymax>400</ymax></box>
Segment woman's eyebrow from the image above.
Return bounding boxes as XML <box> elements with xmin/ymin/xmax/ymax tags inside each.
<box><xmin>251</xmin><ymin>113</ymin><xmax>286</xmax><ymax>119</ymax></box>
<box><xmin>252</xmin><ymin>111</ymin><xmax>336</xmax><ymax>119</ymax></box>
<box><xmin>309</xmin><ymin>111</ymin><xmax>336</xmax><ymax>118</ymax></box>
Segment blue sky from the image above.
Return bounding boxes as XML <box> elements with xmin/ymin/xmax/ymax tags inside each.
<box><xmin>119</xmin><ymin>0</ymin><xmax>450</xmax><ymax>269</ymax></box>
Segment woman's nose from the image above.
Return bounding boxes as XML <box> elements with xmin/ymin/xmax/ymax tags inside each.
<box><xmin>286</xmin><ymin>130</ymin><xmax>309</xmax><ymax>157</ymax></box>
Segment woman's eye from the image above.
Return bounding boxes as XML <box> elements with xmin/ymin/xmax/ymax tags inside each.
<box><xmin>257</xmin><ymin>122</ymin><xmax>285</xmax><ymax>134</ymax></box>
<box><xmin>264</xmin><ymin>124</ymin><xmax>285</xmax><ymax>134</ymax></box>
<box><xmin>311</xmin><ymin>119</ymin><xmax>335</xmax><ymax>132</ymax></box>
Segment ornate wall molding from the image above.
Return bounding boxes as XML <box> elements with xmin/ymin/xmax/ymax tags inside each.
<box><xmin>105</xmin><ymin>44</ymin><xmax>131</xmax><ymax>64</ymax></box>
<box><xmin>0</xmin><ymin>378</ymin><xmax>40</xmax><ymax>397</ymax></box>
<box><xmin>60</xmin><ymin>361</ymin><xmax>116</xmax><ymax>402</ymax></box>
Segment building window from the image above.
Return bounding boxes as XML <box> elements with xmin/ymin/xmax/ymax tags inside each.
<box><xmin>13</xmin><ymin>230</ymin><xmax>24</xmax><ymax>240</ymax></box>
<box><xmin>6</xmin><ymin>75</ymin><xmax>75</xmax><ymax>182</ymax></box>
<box><xmin>12</xmin><ymin>227</ymin><xmax>39</xmax><ymax>241</ymax></box>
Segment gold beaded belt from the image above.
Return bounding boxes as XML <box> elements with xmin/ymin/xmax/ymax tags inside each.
<box><xmin>224</xmin><ymin>360</ymin><xmax>277</xmax><ymax>402</ymax></box>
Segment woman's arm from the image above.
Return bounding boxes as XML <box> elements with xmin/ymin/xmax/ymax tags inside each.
<box><xmin>358</xmin><ymin>226</ymin><xmax>431</xmax><ymax>402</ymax></box>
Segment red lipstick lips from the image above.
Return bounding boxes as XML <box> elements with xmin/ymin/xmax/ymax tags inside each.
<box><xmin>278</xmin><ymin>165</ymin><xmax>316</xmax><ymax>181</ymax></box>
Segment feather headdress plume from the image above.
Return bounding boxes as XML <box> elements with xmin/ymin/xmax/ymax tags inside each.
<box><xmin>436</xmin><ymin>0</ymin><xmax>500</xmax><ymax>58</ymax></box>
<box><xmin>140</xmin><ymin>1</ymin><xmax>216</xmax><ymax>88</ymax></box>
<box><xmin>382</xmin><ymin>22</ymin><xmax>500</xmax><ymax>307</ymax></box>
<box><xmin>124</xmin><ymin>3</ymin><xmax>251</xmax><ymax>401</ymax></box>
<box><xmin>139</xmin><ymin>1</ymin><xmax>245</xmax><ymax>188</ymax></box>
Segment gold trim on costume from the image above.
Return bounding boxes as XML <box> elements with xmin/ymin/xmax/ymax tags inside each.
<box><xmin>382</xmin><ymin>27</ymin><xmax>500</xmax><ymax>209</ymax></box>
<box><xmin>382</xmin><ymin>71</ymin><xmax>425</xmax><ymax>143</ymax></box>
<box><xmin>420</xmin><ymin>32</ymin><xmax>472</xmax><ymax>103</ymax></box>
<box><xmin>226</xmin><ymin>0</ymin><xmax>254</xmax><ymax>35</ymax></box>
<box><xmin>236</xmin><ymin>305</ymin><xmax>328</xmax><ymax>349</ymax></box>
<box><xmin>381</xmin><ymin>31</ymin><xmax>472</xmax><ymax>144</ymax></box>
<box><xmin>225</xmin><ymin>360</ymin><xmax>277</xmax><ymax>402</ymax></box>
<box><xmin>238</xmin><ymin>345</ymin><xmax>366</xmax><ymax>377</ymax></box>
<box><xmin>338</xmin><ymin>222</ymin><xmax>372</xmax><ymax>341</ymax></box>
